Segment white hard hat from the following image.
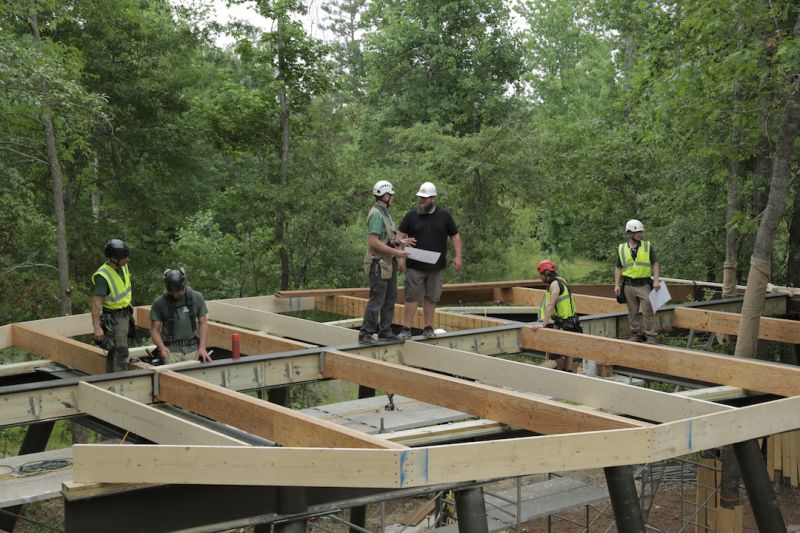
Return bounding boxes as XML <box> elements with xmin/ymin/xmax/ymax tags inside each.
<box><xmin>625</xmin><ymin>219</ymin><xmax>644</xmax><ymax>233</ymax></box>
<box><xmin>416</xmin><ymin>182</ymin><xmax>437</xmax><ymax>198</ymax></box>
<box><xmin>372</xmin><ymin>180</ymin><xmax>395</xmax><ymax>197</ymax></box>
<box><xmin>433</xmin><ymin>328</ymin><xmax>447</xmax><ymax>335</ymax></box>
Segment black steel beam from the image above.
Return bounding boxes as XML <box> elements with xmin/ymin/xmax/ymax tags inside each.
<box><xmin>733</xmin><ymin>439</ymin><xmax>787</xmax><ymax>533</ymax></box>
<box><xmin>604</xmin><ymin>465</ymin><xmax>645</xmax><ymax>533</ymax></box>
<box><xmin>454</xmin><ymin>486</ymin><xmax>489</xmax><ymax>533</ymax></box>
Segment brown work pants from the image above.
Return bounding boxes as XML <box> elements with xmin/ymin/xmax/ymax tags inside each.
<box><xmin>623</xmin><ymin>283</ymin><xmax>656</xmax><ymax>341</ymax></box>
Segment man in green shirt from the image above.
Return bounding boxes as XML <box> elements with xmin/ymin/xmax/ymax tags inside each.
<box><xmin>150</xmin><ymin>268</ymin><xmax>211</xmax><ymax>364</ymax></box>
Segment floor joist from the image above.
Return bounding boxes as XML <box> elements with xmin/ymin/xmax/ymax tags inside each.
<box><xmin>673</xmin><ymin>307</ymin><xmax>800</xmax><ymax>344</ymax></box>
<box><xmin>71</xmin><ymin>395</ymin><xmax>800</xmax><ymax>488</ymax></box>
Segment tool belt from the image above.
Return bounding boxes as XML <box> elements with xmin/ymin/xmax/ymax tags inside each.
<box><xmin>554</xmin><ymin>316</ymin><xmax>582</xmax><ymax>333</ymax></box>
<box><xmin>363</xmin><ymin>254</ymin><xmax>394</xmax><ymax>280</ymax></box>
<box><xmin>165</xmin><ymin>336</ymin><xmax>199</xmax><ymax>348</ymax></box>
<box><xmin>623</xmin><ymin>276</ymin><xmax>652</xmax><ymax>286</ymax></box>
<box><xmin>102</xmin><ymin>307</ymin><xmax>130</xmax><ymax>317</ymax></box>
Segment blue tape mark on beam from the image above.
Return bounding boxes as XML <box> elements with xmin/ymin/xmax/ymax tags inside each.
<box><xmin>399</xmin><ymin>449</ymin><xmax>429</xmax><ymax>487</ymax></box>
<box><xmin>688</xmin><ymin>420</ymin><xmax>693</xmax><ymax>450</ymax></box>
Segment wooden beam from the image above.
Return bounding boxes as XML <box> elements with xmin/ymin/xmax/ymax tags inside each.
<box><xmin>0</xmin><ymin>360</ymin><xmax>52</xmax><ymax>378</ymax></box>
<box><xmin>156</xmin><ymin>371</ymin><xmax>404</xmax><ymax>449</ymax></box>
<box><xmin>508</xmin><ymin>287</ymin><xmax>626</xmax><ymax>315</ymax></box>
<box><xmin>399</xmin><ymin>341</ymin><xmax>730</xmax><ymax>422</ymax></box>
<box><xmin>72</xmin><ymin>396</ymin><xmax>800</xmax><ymax>488</ymax></box>
<box><xmin>12</xmin><ymin>324</ymin><xmax>106</xmax><ymax>375</ymax></box>
<box><xmin>76</xmin><ymin>382</ymin><xmax>247</xmax><ymax>445</ymax></box>
<box><xmin>207</xmin><ymin>301</ymin><xmax>356</xmax><ymax>345</ymax></box>
<box><xmin>673</xmin><ymin>307</ymin><xmax>800</xmax><ymax>344</ymax></box>
<box><xmin>277</xmin><ymin>280</ymin><xmax>544</xmax><ymax>299</ymax></box>
<box><xmin>315</xmin><ymin>295</ymin><xmax>507</xmax><ymax>331</ymax></box>
<box><xmin>322</xmin><ymin>350</ymin><xmax>649</xmax><ymax>433</ymax></box>
<box><xmin>520</xmin><ymin>327</ymin><xmax>800</xmax><ymax>396</ymax></box>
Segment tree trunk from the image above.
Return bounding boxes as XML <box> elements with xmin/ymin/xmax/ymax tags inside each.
<box><xmin>734</xmin><ymin>16</ymin><xmax>800</xmax><ymax>359</ymax></box>
<box><xmin>788</xmin><ymin>179</ymin><xmax>800</xmax><ymax>287</ymax></box>
<box><xmin>277</xmin><ymin>15</ymin><xmax>291</xmax><ymax>291</ymax></box>
<box><xmin>29</xmin><ymin>2</ymin><xmax>72</xmax><ymax>316</ymax></box>
<box><xmin>722</xmin><ymin>126</ymin><xmax>741</xmax><ymax>298</ymax></box>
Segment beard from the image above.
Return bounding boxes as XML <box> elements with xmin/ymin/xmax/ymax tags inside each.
<box><xmin>417</xmin><ymin>202</ymin><xmax>434</xmax><ymax>214</ymax></box>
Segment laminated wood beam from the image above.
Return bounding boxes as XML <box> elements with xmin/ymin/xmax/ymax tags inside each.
<box><xmin>0</xmin><ymin>360</ymin><xmax>51</xmax><ymax>378</ymax></box>
<box><xmin>399</xmin><ymin>341</ymin><xmax>730</xmax><ymax>422</ymax></box>
<box><xmin>72</xmin><ymin>396</ymin><xmax>800</xmax><ymax>488</ymax></box>
<box><xmin>508</xmin><ymin>287</ymin><xmax>626</xmax><ymax>315</ymax></box>
<box><xmin>133</xmin><ymin>306</ymin><xmax>313</xmax><ymax>354</ymax></box>
<box><xmin>673</xmin><ymin>307</ymin><xmax>800</xmax><ymax>344</ymax></box>
<box><xmin>218</xmin><ymin>294</ymin><xmax>316</xmax><ymax>312</ymax></box>
<box><xmin>156</xmin><ymin>371</ymin><xmax>404</xmax><ymax>449</ymax></box>
<box><xmin>12</xmin><ymin>324</ymin><xmax>106</xmax><ymax>375</ymax></box>
<box><xmin>520</xmin><ymin>327</ymin><xmax>800</xmax><ymax>396</ymax></box>
<box><xmin>315</xmin><ymin>295</ymin><xmax>507</xmax><ymax>331</ymax></box>
<box><xmin>206</xmin><ymin>301</ymin><xmax>355</xmax><ymax>346</ymax></box>
<box><xmin>321</xmin><ymin>350</ymin><xmax>649</xmax><ymax>433</ymax></box>
<box><xmin>76</xmin><ymin>382</ymin><xmax>247</xmax><ymax>446</ymax></box>
<box><xmin>277</xmin><ymin>280</ymin><xmax>543</xmax><ymax>299</ymax></box>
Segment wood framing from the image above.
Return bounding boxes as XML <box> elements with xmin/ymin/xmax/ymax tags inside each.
<box><xmin>506</xmin><ymin>287</ymin><xmax>626</xmax><ymax>315</ymax></box>
<box><xmin>315</xmin><ymin>295</ymin><xmax>508</xmax><ymax>331</ymax></box>
<box><xmin>321</xmin><ymin>350</ymin><xmax>649</xmax><ymax>433</ymax></box>
<box><xmin>12</xmin><ymin>324</ymin><xmax>107</xmax><ymax>375</ymax></box>
<box><xmin>673</xmin><ymin>307</ymin><xmax>800</xmax><ymax>344</ymax></box>
<box><xmin>72</xmin><ymin>396</ymin><xmax>800</xmax><ymax>488</ymax></box>
<box><xmin>520</xmin><ymin>327</ymin><xmax>800</xmax><ymax>396</ymax></box>
<box><xmin>156</xmin><ymin>371</ymin><xmax>404</xmax><ymax>449</ymax></box>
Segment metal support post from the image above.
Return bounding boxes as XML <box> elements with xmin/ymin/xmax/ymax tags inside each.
<box><xmin>454</xmin><ymin>486</ymin><xmax>488</xmax><ymax>533</ymax></box>
<box><xmin>270</xmin><ymin>386</ymin><xmax>289</xmax><ymax>406</ymax></box>
<box><xmin>349</xmin><ymin>505</ymin><xmax>368</xmax><ymax>533</ymax></box>
<box><xmin>604</xmin><ymin>465</ymin><xmax>646</xmax><ymax>533</ymax></box>
<box><xmin>275</xmin><ymin>486</ymin><xmax>308</xmax><ymax>533</ymax></box>
<box><xmin>0</xmin><ymin>421</ymin><xmax>54</xmax><ymax>532</ymax></box>
<box><xmin>358</xmin><ymin>385</ymin><xmax>375</xmax><ymax>399</ymax></box>
<box><xmin>733</xmin><ymin>439</ymin><xmax>787</xmax><ymax>533</ymax></box>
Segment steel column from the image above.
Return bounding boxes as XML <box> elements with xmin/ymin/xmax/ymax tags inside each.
<box><xmin>275</xmin><ymin>486</ymin><xmax>308</xmax><ymax>533</ymax></box>
<box><xmin>733</xmin><ymin>439</ymin><xmax>787</xmax><ymax>533</ymax></box>
<box><xmin>604</xmin><ymin>465</ymin><xmax>645</xmax><ymax>533</ymax></box>
<box><xmin>454</xmin><ymin>486</ymin><xmax>489</xmax><ymax>533</ymax></box>
<box><xmin>0</xmin><ymin>420</ymin><xmax>54</xmax><ymax>532</ymax></box>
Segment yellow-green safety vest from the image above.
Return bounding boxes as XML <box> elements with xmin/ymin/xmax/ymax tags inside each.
<box><xmin>618</xmin><ymin>241</ymin><xmax>652</xmax><ymax>279</ymax></box>
<box><xmin>539</xmin><ymin>277</ymin><xmax>577</xmax><ymax>320</ymax></box>
<box><xmin>92</xmin><ymin>263</ymin><xmax>132</xmax><ymax>309</ymax></box>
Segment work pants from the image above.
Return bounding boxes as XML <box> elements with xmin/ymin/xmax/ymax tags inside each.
<box><xmin>103</xmin><ymin>312</ymin><xmax>130</xmax><ymax>373</ymax></box>
<box><xmin>360</xmin><ymin>258</ymin><xmax>397</xmax><ymax>337</ymax></box>
<box><xmin>623</xmin><ymin>283</ymin><xmax>656</xmax><ymax>340</ymax></box>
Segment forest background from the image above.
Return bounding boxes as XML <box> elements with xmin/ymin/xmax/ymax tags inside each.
<box><xmin>1</xmin><ymin>0</ymin><xmax>799</xmax><ymax>327</ymax></box>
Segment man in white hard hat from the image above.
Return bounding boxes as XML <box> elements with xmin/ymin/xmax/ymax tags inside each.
<box><xmin>397</xmin><ymin>182</ymin><xmax>462</xmax><ymax>339</ymax></box>
<box><xmin>359</xmin><ymin>180</ymin><xmax>414</xmax><ymax>345</ymax></box>
<box><xmin>614</xmin><ymin>219</ymin><xmax>661</xmax><ymax>344</ymax></box>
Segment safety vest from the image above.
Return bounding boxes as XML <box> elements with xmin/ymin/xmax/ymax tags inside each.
<box><xmin>618</xmin><ymin>241</ymin><xmax>652</xmax><ymax>279</ymax></box>
<box><xmin>539</xmin><ymin>277</ymin><xmax>577</xmax><ymax>320</ymax></box>
<box><xmin>92</xmin><ymin>263</ymin><xmax>132</xmax><ymax>310</ymax></box>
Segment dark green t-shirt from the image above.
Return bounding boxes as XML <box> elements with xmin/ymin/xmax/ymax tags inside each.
<box><xmin>150</xmin><ymin>289</ymin><xmax>208</xmax><ymax>353</ymax></box>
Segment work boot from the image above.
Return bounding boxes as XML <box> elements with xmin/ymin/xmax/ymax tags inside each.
<box><xmin>645</xmin><ymin>336</ymin><xmax>659</xmax><ymax>345</ymax></box>
<box><xmin>628</xmin><ymin>333</ymin><xmax>645</xmax><ymax>342</ymax></box>
<box><xmin>422</xmin><ymin>326</ymin><xmax>437</xmax><ymax>339</ymax></box>
<box><xmin>378</xmin><ymin>330</ymin><xmax>399</xmax><ymax>341</ymax></box>
<box><xmin>358</xmin><ymin>334</ymin><xmax>378</xmax><ymax>345</ymax></box>
<box><xmin>397</xmin><ymin>327</ymin><xmax>413</xmax><ymax>340</ymax></box>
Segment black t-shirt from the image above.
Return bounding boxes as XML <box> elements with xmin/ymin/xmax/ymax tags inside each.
<box><xmin>398</xmin><ymin>208</ymin><xmax>459</xmax><ymax>270</ymax></box>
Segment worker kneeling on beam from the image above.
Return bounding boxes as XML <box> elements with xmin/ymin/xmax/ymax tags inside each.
<box><xmin>528</xmin><ymin>259</ymin><xmax>582</xmax><ymax>371</ymax></box>
<box><xmin>150</xmin><ymin>268</ymin><xmax>212</xmax><ymax>364</ymax></box>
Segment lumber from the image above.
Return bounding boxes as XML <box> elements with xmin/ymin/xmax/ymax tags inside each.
<box><xmin>72</xmin><ymin>396</ymin><xmax>800</xmax><ymax>488</ymax></box>
<box><xmin>400</xmin><ymin>341</ymin><xmax>730</xmax><ymax>422</ymax></box>
<box><xmin>11</xmin><ymin>324</ymin><xmax>107</xmax><ymax>375</ymax></box>
<box><xmin>520</xmin><ymin>327</ymin><xmax>800</xmax><ymax>396</ymax></box>
<box><xmin>509</xmin><ymin>287</ymin><xmax>626</xmax><ymax>315</ymax></box>
<box><xmin>321</xmin><ymin>350</ymin><xmax>649</xmax><ymax>434</ymax></box>
<box><xmin>0</xmin><ymin>360</ymin><xmax>52</xmax><ymax>378</ymax></box>
<box><xmin>76</xmin><ymin>382</ymin><xmax>247</xmax><ymax>446</ymax></box>
<box><xmin>315</xmin><ymin>295</ymin><xmax>507</xmax><ymax>330</ymax></box>
<box><xmin>206</xmin><ymin>301</ymin><xmax>356</xmax><ymax>345</ymax></box>
<box><xmin>673</xmin><ymin>307</ymin><xmax>800</xmax><ymax>344</ymax></box>
<box><xmin>156</xmin><ymin>371</ymin><xmax>404</xmax><ymax>449</ymax></box>
<box><xmin>277</xmin><ymin>280</ymin><xmax>542</xmax><ymax>299</ymax></box>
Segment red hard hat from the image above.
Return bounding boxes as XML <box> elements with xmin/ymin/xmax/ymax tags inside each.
<box><xmin>537</xmin><ymin>259</ymin><xmax>557</xmax><ymax>273</ymax></box>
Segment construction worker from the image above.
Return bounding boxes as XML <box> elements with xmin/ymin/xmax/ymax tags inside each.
<box><xmin>91</xmin><ymin>239</ymin><xmax>134</xmax><ymax>372</ymax></box>
<box><xmin>614</xmin><ymin>219</ymin><xmax>661</xmax><ymax>344</ymax></box>
<box><xmin>359</xmin><ymin>180</ymin><xmax>414</xmax><ymax>345</ymax></box>
<box><xmin>397</xmin><ymin>182</ymin><xmax>462</xmax><ymax>340</ymax></box>
<box><xmin>150</xmin><ymin>268</ymin><xmax>212</xmax><ymax>363</ymax></box>
<box><xmin>528</xmin><ymin>259</ymin><xmax>581</xmax><ymax>370</ymax></box>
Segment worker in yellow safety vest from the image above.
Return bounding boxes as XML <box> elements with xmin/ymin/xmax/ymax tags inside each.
<box><xmin>614</xmin><ymin>219</ymin><xmax>661</xmax><ymax>344</ymax></box>
<box><xmin>528</xmin><ymin>259</ymin><xmax>582</xmax><ymax>370</ymax></box>
<box><xmin>91</xmin><ymin>239</ymin><xmax>134</xmax><ymax>372</ymax></box>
